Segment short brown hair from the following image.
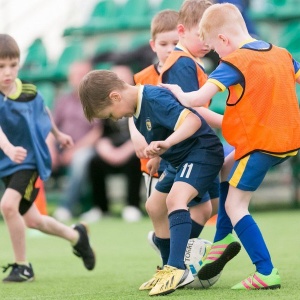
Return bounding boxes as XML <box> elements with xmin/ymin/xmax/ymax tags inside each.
<box><xmin>178</xmin><ymin>0</ymin><xmax>212</xmax><ymax>30</ymax></box>
<box><xmin>199</xmin><ymin>3</ymin><xmax>248</xmax><ymax>41</ymax></box>
<box><xmin>0</xmin><ymin>34</ymin><xmax>20</xmax><ymax>59</ymax></box>
<box><xmin>79</xmin><ymin>70</ymin><xmax>126</xmax><ymax>121</ymax></box>
<box><xmin>151</xmin><ymin>9</ymin><xmax>179</xmax><ymax>40</ymax></box>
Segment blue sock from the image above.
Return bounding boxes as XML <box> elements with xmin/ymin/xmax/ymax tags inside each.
<box><xmin>167</xmin><ymin>209</ymin><xmax>192</xmax><ymax>269</ymax></box>
<box><xmin>214</xmin><ymin>181</ymin><xmax>233</xmax><ymax>242</ymax></box>
<box><xmin>190</xmin><ymin>219</ymin><xmax>204</xmax><ymax>238</ymax></box>
<box><xmin>234</xmin><ymin>215</ymin><xmax>273</xmax><ymax>275</ymax></box>
<box><xmin>154</xmin><ymin>235</ymin><xmax>170</xmax><ymax>266</ymax></box>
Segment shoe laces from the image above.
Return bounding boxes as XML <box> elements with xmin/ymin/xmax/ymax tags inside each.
<box><xmin>2</xmin><ymin>263</ymin><xmax>17</xmax><ymax>273</ymax></box>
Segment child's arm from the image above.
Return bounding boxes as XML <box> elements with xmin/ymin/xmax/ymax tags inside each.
<box><xmin>194</xmin><ymin>107</ymin><xmax>223</xmax><ymax>129</ymax></box>
<box><xmin>46</xmin><ymin>107</ymin><xmax>74</xmax><ymax>149</ymax></box>
<box><xmin>144</xmin><ymin>111</ymin><xmax>201</xmax><ymax>158</ymax></box>
<box><xmin>160</xmin><ymin>82</ymin><xmax>220</xmax><ymax>108</ymax></box>
<box><xmin>0</xmin><ymin>127</ymin><xmax>27</xmax><ymax>163</ymax></box>
<box><xmin>128</xmin><ymin>117</ymin><xmax>148</xmax><ymax>158</ymax></box>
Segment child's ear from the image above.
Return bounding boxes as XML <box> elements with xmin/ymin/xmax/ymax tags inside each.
<box><xmin>149</xmin><ymin>39</ymin><xmax>156</xmax><ymax>52</ymax></box>
<box><xmin>109</xmin><ymin>91</ymin><xmax>121</xmax><ymax>102</ymax></box>
<box><xmin>177</xmin><ymin>24</ymin><xmax>185</xmax><ymax>36</ymax></box>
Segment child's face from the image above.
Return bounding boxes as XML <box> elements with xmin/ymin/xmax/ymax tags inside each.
<box><xmin>150</xmin><ymin>30</ymin><xmax>178</xmax><ymax>66</ymax></box>
<box><xmin>179</xmin><ymin>25</ymin><xmax>210</xmax><ymax>58</ymax></box>
<box><xmin>96</xmin><ymin>94</ymin><xmax>135</xmax><ymax>122</ymax></box>
<box><xmin>0</xmin><ymin>57</ymin><xmax>19</xmax><ymax>92</ymax></box>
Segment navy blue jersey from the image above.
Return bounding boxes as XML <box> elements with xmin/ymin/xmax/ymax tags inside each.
<box><xmin>0</xmin><ymin>79</ymin><xmax>52</xmax><ymax>180</ymax></box>
<box><xmin>133</xmin><ymin>85</ymin><xmax>223</xmax><ymax>168</ymax></box>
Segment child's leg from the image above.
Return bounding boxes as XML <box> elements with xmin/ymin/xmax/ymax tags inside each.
<box><xmin>23</xmin><ymin>204</ymin><xmax>95</xmax><ymax>271</ymax></box>
<box><xmin>23</xmin><ymin>204</ymin><xmax>78</xmax><ymax>243</ymax></box>
<box><xmin>0</xmin><ymin>189</ymin><xmax>26</xmax><ymax>262</ymax></box>
<box><xmin>145</xmin><ymin>189</ymin><xmax>169</xmax><ymax>265</ymax></box>
<box><xmin>189</xmin><ymin>200</ymin><xmax>212</xmax><ymax>238</ymax></box>
<box><xmin>214</xmin><ymin>151</ymin><xmax>235</xmax><ymax>241</ymax></box>
<box><xmin>227</xmin><ymin>186</ymin><xmax>273</xmax><ymax>275</ymax></box>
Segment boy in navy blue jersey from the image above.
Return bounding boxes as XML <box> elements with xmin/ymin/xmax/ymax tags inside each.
<box><xmin>79</xmin><ymin>69</ymin><xmax>224</xmax><ymax>296</ymax></box>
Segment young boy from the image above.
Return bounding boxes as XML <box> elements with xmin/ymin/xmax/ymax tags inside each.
<box><xmin>0</xmin><ymin>34</ymin><xmax>95</xmax><ymax>282</ymax></box>
<box><xmin>130</xmin><ymin>7</ymin><xmax>223</xmax><ymax>280</ymax></box>
<box><xmin>79</xmin><ymin>70</ymin><xmax>224</xmax><ymax>296</ymax></box>
<box><xmin>161</xmin><ymin>3</ymin><xmax>300</xmax><ymax>290</ymax></box>
<box><xmin>130</xmin><ymin>9</ymin><xmax>179</xmax><ymax>198</ymax></box>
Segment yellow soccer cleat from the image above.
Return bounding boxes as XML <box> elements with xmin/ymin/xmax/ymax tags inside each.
<box><xmin>149</xmin><ymin>265</ymin><xmax>194</xmax><ymax>296</ymax></box>
<box><xmin>139</xmin><ymin>266</ymin><xmax>164</xmax><ymax>291</ymax></box>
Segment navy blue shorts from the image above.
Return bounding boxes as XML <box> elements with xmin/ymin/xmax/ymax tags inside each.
<box><xmin>156</xmin><ymin>162</ymin><xmax>221</xmax><ymax>206</ymax></box>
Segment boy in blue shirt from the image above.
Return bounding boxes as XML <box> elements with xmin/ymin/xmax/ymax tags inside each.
<box><xmin>79</xmin><ymin>69</ymin><xmax>224</xmax><ymax>296</ymax></box>
<box><xmin>0</xmin><ymin>34</ymin><xmax>95</xmax><ymax>282</ymax></box>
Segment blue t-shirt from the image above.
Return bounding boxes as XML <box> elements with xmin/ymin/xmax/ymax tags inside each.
<box><xmin>0</xmin><ymin>81</ymin><xmax>52</xmax><ymax>180</ymax></box>
<box><xmin>133</xmin><ymin>85</ymin><xmax>223</xmax><ymax>168</ymax></box>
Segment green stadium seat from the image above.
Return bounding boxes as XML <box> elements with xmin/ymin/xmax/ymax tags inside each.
<box><xmin>157</xmin><ymin>0</ymin><xmax>183</xmax><ymax>11</ymax></box>
<box><xmin>36</xmin><ymin>39</ymin><xmax>85</xmax><ymax>82</ymax></box>
<box><xmin>128</xmin><ymin>32</ymin><xmax>150</xmax><ymax>50</ymax></box>
<box><xmin>117</xmin><ymin>0</ymin><xmax>154</xmax><ymax>29</ymax></box>
<box><xmin>63</xmin><ymin>0</ymin><xmax>122</xmax><ymax>36</ymax></box>
<box><xmin>278</xmin><ymin>21</ymin><xmax>300</xmax><ymax>61</ymax></box>
<box><xmin>36</xmin><ymin>81</ymin><xmax>56</xmax><ymax>110</ymax></box>
<box><xmin>19</xmin><ymin>38</ymin><xmax>48</xmax><ymax>82</ymax></box>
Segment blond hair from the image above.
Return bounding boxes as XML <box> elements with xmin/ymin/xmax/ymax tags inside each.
<box><xmin>151</xmin><ymin>9</ymin><xmax>179</xmax><ymax>40</ymax></box>
<box><xmin>0</xmin><ymin>34</ymin><xmax>20</xmax><ymax>59</ymax></box>
<box><xmin>79</xmin><ymin>70</ymin><xmax>126</xmax><ymax>121</ymax></box>
<box><xmin>178</xmin><ymin>0</ymin><xmax>212</xmax><ymax>30</ymax></box>
<box><xmin>199</xmin><ymin>3</ymin><xmax>248</xmax><ymax>41</ymax></box>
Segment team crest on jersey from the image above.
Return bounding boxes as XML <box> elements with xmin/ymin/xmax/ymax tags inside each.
<box><xmin>146</xmin><ymin>118</ymin><xmax>152</xmax><ymax>131</ymax></box>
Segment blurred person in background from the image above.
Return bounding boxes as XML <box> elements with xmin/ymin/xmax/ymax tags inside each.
<box><xmin>50</xmin><ymin>61</ymin><xmax>102</xmax><ymax>222</ymax></box>
<box><xmin>80</xmin><ymin>65</ymin><xmax>143</xmax><ymax>223</ymax></box>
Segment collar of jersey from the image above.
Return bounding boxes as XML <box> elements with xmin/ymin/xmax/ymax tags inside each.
<box><xmin>9</xmin><ymin>78</ymin><xmax>22</xmax><ymax>100</ymax></box>
<box><xmin>134</xmin><ymin>84</ymin><xmax>143</xmax><ymax>118</ymax></box>
<box><xmin>239</xmin><ymin>38</ymin><xmax>257</xmax><ymax>48</ymax></box>
<box><xmin>176</xmin><ymin>42</ymin><xmax>204</xmax><ymax>67</ymax></box>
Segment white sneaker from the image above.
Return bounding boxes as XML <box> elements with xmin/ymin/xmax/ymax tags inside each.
<box><xmin>53</xmin><ymin>207</ymin><xmax>72</xmax><ymax>222</ymax></box>
<box><xmin>147</xmin><ymin>231</ymin><xmax>161</xmax><ymax>257</ymax></box>
<box><xmin>122</xmin><ymin>206</ymin><xmax>142</xmax><ymax>222</ymax></box>
<box><xmin>80</xmin><ymin>207</ymin><xmax>103</xmax><ymax>223</ymax></box>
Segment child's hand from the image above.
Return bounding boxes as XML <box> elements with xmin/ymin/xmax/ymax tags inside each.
<box><xmin>159</xmin><ymin>83</ymin><xmax>186</xmax><ymax>104</ymax></box>
<box><xmin>4</xmin><ymin>145</ymin><xmax>27</xmax><ymax>163</ymax></box>
<box><xmin>56</xmin><ymin>132</ymin><xmax>74</xmax><ymax>149</ymax></box>
<box><xmin>146</xmin><ymin>157</ymin><xmax>160</xmax><ymax>176</ymax></box>
<box><xmin>144</xmin><ymin>141</ymin><xmax>170</xmax><ymax>158</ymax></box>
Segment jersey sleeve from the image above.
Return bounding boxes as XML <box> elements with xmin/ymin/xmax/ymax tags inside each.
<box><xmin>208</xmin><ymin>62</ymin><xmax>243</xmax><ymax>90</ymax></box>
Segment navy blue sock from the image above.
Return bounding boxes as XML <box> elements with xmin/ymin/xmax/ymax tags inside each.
<box><xmin>234</xmin><ymin>215</ymin><xmax>273</xmax><ymax>275</ymax></box>
<box><xmin>214</xmin><ymin>181</ymin><xmax>233</xmax><ymax>242</ymax></box>
<box><xmin>190</xmin><ymin>219</ymin><xmax>204</xmax><ymax>238</ymax></box>
<box><xmin>154</xmin><ymin>235</ymin><xmax>170</xmax><ymax>266</ymax></box>
<box><xmin>167</xmin><ymin>209</ymin><xmax>192</xmax><ymax>269</ymax></box>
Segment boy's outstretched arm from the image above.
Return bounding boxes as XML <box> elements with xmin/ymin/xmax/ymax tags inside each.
<box><xmin>160</xmin><ymin>82</ymin><xmax>220</xmax><ymax>108</ymax></box>
<box><xmin>45</xmin><ymin>107</ymin><xmax>74</xmax><ymax>149</ymax></box>
<box><xmin>144</xmin><ymin>111</ymin><xmax>201</xmax><ymax>158</ymax></box>
<box><xmin>0</xmin><ymin>127</ymin><xmax>27</xmax><ymax>163</ymax></box>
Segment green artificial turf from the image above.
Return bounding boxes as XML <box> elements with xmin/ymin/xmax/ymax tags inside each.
<box><xmin>0</xmin><ymin>210</ymin><xmax>299</xmax><ymax>300</ymax></box>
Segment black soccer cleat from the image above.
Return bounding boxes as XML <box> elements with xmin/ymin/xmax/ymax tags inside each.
<box><xmin>72</xmin><ymin>223</ymin><xmax>96</xmax><ymax>270</ymax></box>
<box><xmin>2</xmin><ymin>263</ymin><xmax>34</xmax><ymax>283</ymax></box>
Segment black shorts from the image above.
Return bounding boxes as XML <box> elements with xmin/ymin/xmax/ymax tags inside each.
<box><xmin>2</xmin><ymin>170</ymin><xmax>39</xmax><ymax>215</ymax></box>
